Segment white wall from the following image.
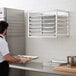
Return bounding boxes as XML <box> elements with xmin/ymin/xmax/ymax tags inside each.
<box><xmin>0</xmin><ymin>0</ymin><xmax>75</xmax><ymax>11</ymax></box>
<box><xmin>0</xmin><ymin>0</ymin><xmax>76</xmax><ymax>76</ymax></box>
<box><xmin>24</xmin><ymin>0</ymin><xmax>76</xmax><ymax>62</ymax></box>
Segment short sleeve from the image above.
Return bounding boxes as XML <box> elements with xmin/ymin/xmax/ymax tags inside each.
<box><xmin>0</xmin><ymin>39</ymin><xmax>10</xmax><ymax>56</ymax></box>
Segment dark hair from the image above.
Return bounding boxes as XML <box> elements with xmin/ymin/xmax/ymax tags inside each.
<box><xmin>0</xmin><ymin>21</ymin><xmax>8</xmax><ymax>34</ymax></box>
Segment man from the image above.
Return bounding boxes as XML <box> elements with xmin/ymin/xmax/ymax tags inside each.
<box><xmin>0</xmin><ymin>21</ymin><xmax>30</xmax><ymax>76</ymax></box>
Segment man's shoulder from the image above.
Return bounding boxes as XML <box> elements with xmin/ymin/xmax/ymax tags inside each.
<box><xmin>0</xmin><ymin>36</ymin><xmax>3</xmax><ymax>38</ymax></box>
<box><xmin>0</xmin><ymin>37</ymin><xmax>3</xmax><ymax>41</ymax></box>
<box><xmin>0</xmin><ymin>37</ymin><xmax>6</xmax><ymax>43</ymax></box>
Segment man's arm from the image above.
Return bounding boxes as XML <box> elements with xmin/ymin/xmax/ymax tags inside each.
<box><xmin>4</xmin><ymin>53</ymin><xmax>31</xmax><ymax>63</ymax></box>
<box><xmin>4</xmin><ymin>53</ymin><xmax>21</xmax><ymax>62</ymax></box>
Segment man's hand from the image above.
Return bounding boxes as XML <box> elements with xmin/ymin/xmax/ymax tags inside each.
<box><xmin>20</xmin><ymin>57</ymin><xmax>32</xmax><ymax>63</ymax></box>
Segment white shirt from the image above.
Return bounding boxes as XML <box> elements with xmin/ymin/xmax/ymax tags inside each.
<box><xmin>0</xmin><ymin>34</ymin><xmax>10</xmax><ymax>62</ymax></box>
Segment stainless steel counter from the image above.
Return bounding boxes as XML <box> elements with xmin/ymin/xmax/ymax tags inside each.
<box><xmin>9</xmin><ymin>62</ymin><xmax>76</xmax><ymax>76</ymax></box>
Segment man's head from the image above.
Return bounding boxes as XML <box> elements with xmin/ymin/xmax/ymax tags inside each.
<box><xmin>0</xmin><ymin>21</ymin><xmax>8</xmax><ymax>35</ymax></box>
